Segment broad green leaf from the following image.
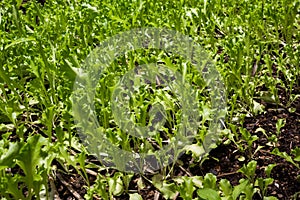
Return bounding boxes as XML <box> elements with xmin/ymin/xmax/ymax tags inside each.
<box><xmin>253</xmin><ymin>100</ymin><xmax>265</xmax><ymax>115</ymax></box>
<box><xmin>238</xmin><ymin>160</ymin><xmax>257</xmax><ymax>181</ymax></box>
<box><xmin>176</xmin><ymin>176</ymin><xmax>195</xmax><ymax>200</ymax></box>
<box><xmin>159</xmin><ymin>182</ymin><xmax>177</xmax><ymax>199</ymax></box>
<box><xmin>108</xmin><ymin>173</ymin><xmax>124</xmax><ymax>196</ymax></box>
<box><xmin>152</xmin><ymin>174</ymin><xmax>177</xmax><ymax>199</ymax></box>
<box><xmin>232</xmin><ymin>179</ymin><xmax>249</xmax><ymax>199</ymax></box>
<box><xmin>243</xmin><ymin>182</ymin><xmax>255</xmax><ymax>199</ymax></box>
<box><xmin>272</xmin><ymin>148</ymin><xmax>299</xmax><ymax>169</ymax></box>
<box><xmin>275</xmin><ymin>119</ymin><xmax>286</xmax><ymax>135</ymax></box>
<box><xmin>197</xmin><ymin>188</ymin><xmax>221</xmax><ymax>200</ymax></box>
<box><xmin>0</xmin><ymin>142</ymin><xmax>21</xmax><ymax>170</ymax></box>
<box><xmin>191</xmin><ymin>176</ymin><xmax>203</xmax><ymax>188</ymax></box>
<box><xmin>185</xmin><ymin>143</ymin><xmax>205</xmax><ymax>158</ymax></box>
<box><xmin>265</xmin><ymin>164</ymin><xmax>276</xmax><ymax>178</ymax></box>
<box><xmin>6</xmin><ymin>175</ymin><xmax>25</xmax><ymax>199</ymax></box>
<box><xmin>292</xmin><ymin>147</ymin><xmax>300</xmax><ymax>162</ymax></box>
<box><xmin>16</xmin><ymin>135</ymin><xmax>47</xmax><ymax>187</ymax></box>
<box><xmin>256</xmin><ymin>177</ymin><xmax>274</xmax><ymax>191</ymax></box>
<box><xmin>203</xmin><ymin>173</ymin><xmax>217</xmax><ymax>189</ymax></box>
<box><xmin>129</xmin><ymin>193</ymin><xmax>143</xmax><ymax>200</ymax></box>
<box><xmin>219</xmin><ymin>179</ymin><xmax>232</xmax><ymax>197</ymax></box>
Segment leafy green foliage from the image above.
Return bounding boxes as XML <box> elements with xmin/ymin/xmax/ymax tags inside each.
<box><xmin>238</xmin><ymin>160</ymin><xmax>257</xmax><ymax>183</ymax></box>
<box><xmin>272</xmin><ymin>148</ymin><xmax>300</xmax><ymax>169</ymax></box>
<box><xmin>0</xmin><ymin>0</ymin><xmax>299</xmax><ymax>198</ymax></box>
